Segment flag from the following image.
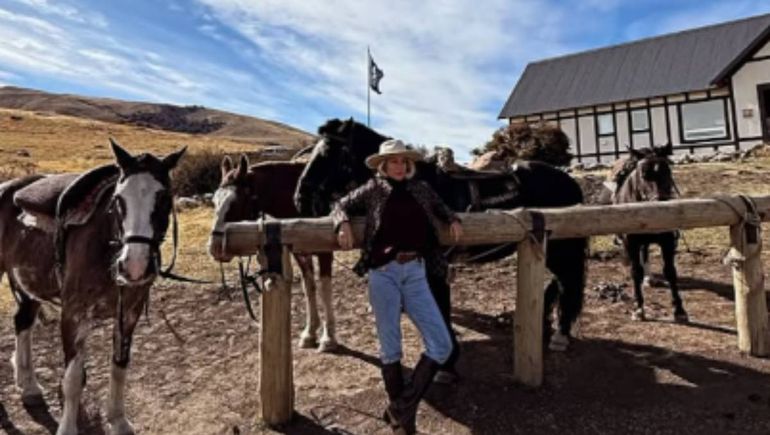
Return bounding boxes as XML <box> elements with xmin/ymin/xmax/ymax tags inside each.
<box><xmin>368</xmin><ymin>53</ymin><xmax>384</xmax><ymax>94</ymax></box>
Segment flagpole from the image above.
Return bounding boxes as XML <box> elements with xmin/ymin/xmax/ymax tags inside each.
<box><xmin>367</xmin><ymin>46</ymin><xmax>371</xmax><ymax>127</ymax></box>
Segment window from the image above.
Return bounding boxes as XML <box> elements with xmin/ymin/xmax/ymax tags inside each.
<box><xmin>597</xmin><ymin>113</ymin><xmax>614</xmax><ymax>135</ymax></box>
<box><xmin>631</xmin><ymin>109</ymin><xmax>649</xmax><ymax>132</ymax></box>
<box><xmin>681</xmin><ymin>100</ymin><xmax>727</xmax><ymax>141</ymax></box>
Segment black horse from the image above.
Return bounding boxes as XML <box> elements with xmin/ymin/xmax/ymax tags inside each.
<box><xmin>294</xmin><ymin>118</ymin><xmax>587</xmax><ymax>352</ymax></box>
<box><xmin>613</xmin><ymin>143</ymin><xmax>688</xmax><ymax>323</ymax></box>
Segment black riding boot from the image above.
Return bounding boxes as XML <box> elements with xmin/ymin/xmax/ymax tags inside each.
<box><xmin>381</xmin><ymin>361</ymin><xmax>404</xmax><ymax>424</ymax></box>
<box><xmin>386</xmin><ymin>354</ymin><xmax>441</xmax><ymax>434</ymax></box>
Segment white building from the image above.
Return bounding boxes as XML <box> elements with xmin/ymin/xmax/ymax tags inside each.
<box><xmin>499</xmin><ymin>13</ymin><xmax>770</xmax><ymax>162</ymax></box>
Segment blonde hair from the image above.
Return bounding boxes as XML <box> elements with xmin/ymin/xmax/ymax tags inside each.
<box><xmin>377</xmin><ymin>158</ymin><xmax>416</xmax><ymax>179</ymax></box>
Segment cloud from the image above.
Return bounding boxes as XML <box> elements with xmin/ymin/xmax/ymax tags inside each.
<box><xmin>194</xmin><ymin>0</ymin><xmax>587</xmax><ymax>156</ymax></box>
<box><xmin>0</xmin><ymin>5</ymin><xmax>286</xmax><ymax>119</ymax></box>
<box><xmin>9</xmin><ymin>0</ymin><xmax>107</xmax><ymax>28</ymax></box>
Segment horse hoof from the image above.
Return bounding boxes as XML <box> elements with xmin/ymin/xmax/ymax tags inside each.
<box><xmin>674</xmin><ymin>312</ymin><xmax>689</xmax><ymax>323</ymax></box>
<box><xmin>631</xmin><ymin>309</ymin><xmax>646</xmax><ymax>321</ymax></box>
<box><xmin>317</xmin><ymin>339</ymin><xmax>338</xmax><ymax>353</ymax></box>
<box><xmin>109</xmin><ymin>418</ymin><xmax>136</xmax><ymax>435</ymax></box>
<box><xmin>298</xmin><ymin>335</ymin><xmax>317</xmax><ymax>349</ymax></box>
<box><xmin>548</xmin><ymin>332</ymin><xmax>569</xmax><ymax>352</ymax></box>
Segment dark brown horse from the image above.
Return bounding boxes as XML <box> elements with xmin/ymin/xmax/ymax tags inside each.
<box><xmin>1</xmin><ymin>140</ymin><xmax>185</xmax><ymax>435</ymax></box>
<box><xmin>294</xmin><ymin>118</ymin><xmax>588</xmax><ymax>353</ymax></box>
<box><xmin>613</xmin><ymin>143</ymin><xmax>688</xmax><ymax>323</ymax></box>
<box><xmin>208</xmin><ymin>155</ymin><xmax>338</xmax><ymax>352</ymax></box>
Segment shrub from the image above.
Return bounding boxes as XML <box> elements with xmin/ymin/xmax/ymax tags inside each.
<box><xmin>172</xmin><ymin>148</ymin><xmax>225</xmax><ymax>197</ymax></box>
<box><xmin>474</xmin><ymin>122</ymin><xmax>573</xmax><ymax>167</ymax></box>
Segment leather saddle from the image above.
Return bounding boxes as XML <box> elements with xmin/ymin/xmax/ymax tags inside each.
<box><xmin>13</xmin><ymin>165</ymin><xmax>119</xmax><ymax>230</ymax></box>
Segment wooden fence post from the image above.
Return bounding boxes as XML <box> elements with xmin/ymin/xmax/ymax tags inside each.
<box><xmin>259</xmin><ymin>246</ymin><xmax>295</xmax><ymax>425</ymax></box>
<box><xmin>729</xmin><ymin>222</ymin><xmax>770</xmax><ymax>357</ymax></box>
<box><xmin>514</xmin><ymin>233</ymin><xmax>546</xmax><ymax>386</ymax></box>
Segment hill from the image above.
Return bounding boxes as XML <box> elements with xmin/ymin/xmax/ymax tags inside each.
<box><xmin>0</xmin><ymin>86</ymin><xmax>313</xmax><ymax>146</ymax></box>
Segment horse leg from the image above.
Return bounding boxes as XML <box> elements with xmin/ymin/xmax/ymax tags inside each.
<box><xmin>661</xmin><ymin>235</ymin><xmax>688</xmax><ymax>323</ymax></box>
<box><xmin>641</xmin><ymin>243</ymin><xmax>652</xmax><ymax>287</ymax></box>
<box><xmin>295</xmin><ymin>254</ymin><xmax>320</xmax><ymax>349</ymax></box>
<box><xmin>627</xmin><ymin>239</ymin><xmax>646</xmax><ymax>321</ymax></box>
<box><xmin>10</xmin><ymin>279</ymin><xmax>45</xmax><ymax>405</ymax></box>
<box><xmin>426</xmin><ymin>269</ymin><xmax>460</xmax><ymax>382</ymax></box>
<box><xmin>107</xmin><ymin>305</ymin><xmax>141</xmax><ymax>435</ymax></box>
<box><xmin>545</xmin><ymin>238</ymin><xmax>587</xmax><ymax>352</ymax></box>
<box><xmin>57</xmin><ymin>312</ymin><xmax>89</xmax><ymax>435</ymax></box>
<box><xmin>317</xmin><ymin>253</ymin><xmax>338</xmax><ymax>353</ymax></box>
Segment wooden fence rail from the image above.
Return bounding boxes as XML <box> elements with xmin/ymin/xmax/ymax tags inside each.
<box><xmin>216</xmin><ymin>195</ymin><xmax>770</xmax><ymax>426</ymax></box>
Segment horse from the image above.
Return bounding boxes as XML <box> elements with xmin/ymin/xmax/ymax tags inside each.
<box><xmin>612</xmin><ymin>143</ymin><xmax>688</xmax><ymax>323</ymax></box>
<box><xmin>207</xmin><ymin>155</ymin><xmax>338</xmax><ymax>352</ymax></box>
<box><xmin>293</xmin><ymin>118</ymin><xmax>588</xmax><ymax>352</ymax></box>
<box><xmin>0</xmin><ymin>139</ymin><xmax>185</xmax><ymax>435</ymax></box>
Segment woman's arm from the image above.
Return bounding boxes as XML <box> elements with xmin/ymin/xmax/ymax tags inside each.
<box><xmin>417</xmin><ymin>181</ymin><xmax>463</xmax><ymax>242</ymax></box>
<box><xmin>330</xmin><ymin>182</ymin><xmax>371</xmax><ymax>230</ymax></box>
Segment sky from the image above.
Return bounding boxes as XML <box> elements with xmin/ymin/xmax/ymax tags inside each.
<box><xmin>1</xmin><ymin>0</ymin><xmax>769</xmax><ymax>159</ymax></box>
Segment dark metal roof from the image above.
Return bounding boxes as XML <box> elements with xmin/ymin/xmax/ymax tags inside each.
<box><xmin>499</xmin><ymin>13</ymin><xmax>770</xmax><ymax>118</ymax></box>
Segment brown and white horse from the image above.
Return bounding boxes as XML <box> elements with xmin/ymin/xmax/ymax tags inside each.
<box><xmin>208</xmin><ymin>155</ymin><xmax>338</xmax><ymax>352</ymax></box>
<box><xmin>0</xmin><ymin>140</ymin><xmax>185</xmax><ymax>435</ymax></box>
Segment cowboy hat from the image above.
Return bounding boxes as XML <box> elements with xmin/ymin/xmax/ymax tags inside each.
<box><xmin>365</xmin><ymin>139</ymin><xmax>423</xmax><ymax>169</ymax></box>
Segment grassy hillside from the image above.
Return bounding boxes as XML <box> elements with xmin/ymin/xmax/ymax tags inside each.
<box><xmin>0</xmin><ymin>86</ymin><xmax>313</xmax><ymax>146</ymax></box>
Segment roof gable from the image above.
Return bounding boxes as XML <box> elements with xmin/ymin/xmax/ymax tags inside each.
<box><xmin>499</xmin><ymin>13</ymin><xmax>770</xmax><ymax>118</ymax></box>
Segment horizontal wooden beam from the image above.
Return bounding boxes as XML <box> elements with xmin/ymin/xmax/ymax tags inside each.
<box><xmin>220</xmin><ymin>196</ymin><xmax>770</xmax><ymax>255</ymax></box>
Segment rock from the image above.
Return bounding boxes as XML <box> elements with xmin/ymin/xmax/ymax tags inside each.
<box><xmin>583</xmin><ymin>162</ymin><xmax>610</xmax><ymax>171</ymax></box>
<box><xmin>16</xmin><ymin>149</ymin><xmax>30</xmax><ymax>157</ymax></box>
<box><xmin>671</xmin><ymin>153</ymin><xmax>692</xmax><ymax>165</ymax></box>
<box><xmin>570</xmin><ymin>162</ymin><xmax>585</xmax><ymax>171</ymax></box>
<box><xmin>175</xmin><ymin>197</ymin><xmax>201</xmax><ymax>209</ymax></box>
<box><xmin>712</xmin><ymin>151</ymin><xmax>735</xmax><ymax>162</ymax></box>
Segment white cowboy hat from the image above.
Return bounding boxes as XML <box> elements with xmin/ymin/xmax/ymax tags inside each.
<box><xmin>365</xmin><ymin>139</ymin><xmax>423</xmax><ymax>169</ymax></box>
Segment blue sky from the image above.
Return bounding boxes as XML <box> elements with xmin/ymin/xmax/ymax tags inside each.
<box><xmin>1</xmin><ymin>0</ymin><xmax>769</xmax><ymax>159</ymax></box>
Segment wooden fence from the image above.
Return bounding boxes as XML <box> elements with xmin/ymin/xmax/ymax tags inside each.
<box><xmin>215</xmin><ymin>195</ymin><xmax>770</xmax><ymax>426</ymax></box>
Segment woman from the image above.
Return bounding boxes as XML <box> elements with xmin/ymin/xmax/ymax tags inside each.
<box><xmin>332</xmin><ymin>139</ymin><xmax>463</xmax><ymax>434</ymax></box>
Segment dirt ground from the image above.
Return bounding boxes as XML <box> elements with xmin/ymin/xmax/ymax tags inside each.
<box><xmin>2</xmin><ymin>162</ymin><xmax>770</xmax><ymax>434</ymax></box>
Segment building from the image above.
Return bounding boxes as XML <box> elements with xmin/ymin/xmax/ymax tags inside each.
<box><xmin>498</xmin><ymin>13</ymin><xmax>770</xmax><ymax>162</ymax></box>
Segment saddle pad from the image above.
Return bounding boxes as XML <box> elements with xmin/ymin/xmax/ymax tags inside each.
<box><xmin>57</xmin><ymin>164</ymin><xmax>119</xmax><ymax>228</ymax></box>
<box><xmin>13</xmin><ymin>173</ymin><xmax>79</xmax><ymax>217</ymax></box>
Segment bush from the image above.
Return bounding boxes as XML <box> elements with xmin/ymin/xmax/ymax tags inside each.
<box><xmin>172</xmin><ymin>148</ymin><xmax>225</xmax><ymax>197</ymax></box>
<box><xmin>122</xmin><ymin>105</ymin><xmax>225</xmax><ymax>134</ymax></box>
<box><xmin>474</xmin><ymin>122</ymin><xmax>573</xmax><ymax>167</ymax></box>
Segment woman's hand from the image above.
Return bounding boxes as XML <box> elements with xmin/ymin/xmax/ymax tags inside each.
<box><xmin>450</xmin><ymin>221</ymin><xmax>463</xmax><ymax>243</ymax></box>
<box><xmin>337</xmin><ymin>222</ymin><xmax>354</xmax><ymax>250</ymax></box>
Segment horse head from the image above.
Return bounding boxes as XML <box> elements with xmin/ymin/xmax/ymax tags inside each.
<box><xmin>110</xmin><ymin>138</ymin><xmax>186</xmax><ymax>286</ymax></box>
<box><xmin>294</xmin><ymin>117</ymin><xmax>388</xmax><ymax>216</ymax></box>
<box><xmin>208</xmin><ymin>154</ymin><xmax>263</xmax><ymax>262</ymax></box>
<box><xmin>625</xmin><ymin>142</ymin><xmax>675</xmax><ymax>202</ymax></box>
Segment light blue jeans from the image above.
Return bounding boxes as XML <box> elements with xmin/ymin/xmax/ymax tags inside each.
<box><xmin>368</xmin><ymin>259</ymin><xmax>453</xmax><ymax>365</ymax></box>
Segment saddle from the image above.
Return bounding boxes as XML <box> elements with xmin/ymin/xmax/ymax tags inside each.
<box><xmin>13</xmin><ymin>173</ymin><xmax>80</xmax><ymax>217</ymax></box>
<box><xmin>13</xmin><ymin>165</ymin><xmax>119</xmax><ymax>231</ymax></box>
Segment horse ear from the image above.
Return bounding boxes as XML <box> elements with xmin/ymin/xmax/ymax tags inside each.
<box><xmin>221</xmin><ymin>155</ymin><xmax>233</xmax><ymax>175</ymax></box>
<box><xmin>110</xmin><ymin>138</ymin><xmax>135</xmax><ymax>170</ymax></box>
<box><xmin>162</xmin><ymin>146</ymin><xmax>187</xmax><ymax>170</ymax></box>
<box><xmin>658</xmin><ymin>142</ymin><xmax>673</xmax><ymax>156</ymax></box>
<box><xmin>629</xmin><ymin>148</ymin><xmax>645</xmax><ymax>159</ymax></box>
<box><xmin>237</xmin><ymin>154</ymin><xmax>249</xmax><ymax>178</ymax></box>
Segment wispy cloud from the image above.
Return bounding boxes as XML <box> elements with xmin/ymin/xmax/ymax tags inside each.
<box><xmin>194</xmin><ymin>0</ymin><xmax>592</xmax><ymax>155</ymax></box>
<box><xmin>9</xmin><ymin>0</ymin><xmax>107</xmax><ymax>28</ymax></box>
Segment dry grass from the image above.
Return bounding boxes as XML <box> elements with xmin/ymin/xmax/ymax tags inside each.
<box><xmin>0</xmin><ymin>108</ymin><xmax>265</xmax><ymax>174</ymax></box>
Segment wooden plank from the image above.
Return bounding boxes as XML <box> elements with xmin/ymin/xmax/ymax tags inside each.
<box><xmin>222</xmin><ymin>196</ymin><xmax>770</xmax><ymax>254</ymax></box>
<box><xmin>729</xmin><ymin>223</ymin><xmax>770</xmax><ymax>356</ymax></box>
<box><xmin>259</xmin><ymin>246</ymin><xmax>294</xmax><ymax>425</ymax></box>
<box><xmin>513</xmin><ymin>235</ymin><xmax>546</xmax><ymax>387</ymax></box>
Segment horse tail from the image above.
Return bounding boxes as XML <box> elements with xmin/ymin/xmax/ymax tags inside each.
<box><xmin>547</xmin><ymin>236</ymin><xmax>588</xmax><ymax>337</ymax></box>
